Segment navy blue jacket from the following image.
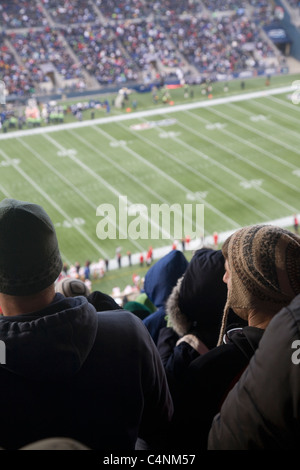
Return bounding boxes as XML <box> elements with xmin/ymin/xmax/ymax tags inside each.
<box><xmin>142</xmin><ymin>250</ymin><xmax>188</xmax><ymax>344</ymax></box>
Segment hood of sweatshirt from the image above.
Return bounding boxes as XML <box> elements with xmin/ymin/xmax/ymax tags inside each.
<box><xmin>0</xmin><ymin>293</ymin><xmax>98</xmax><ymax>381</ymax></box>
<box><xmin>144</xmin><ymin>250</ymin><xmax>188</xmax><ymax>308</ymax></box>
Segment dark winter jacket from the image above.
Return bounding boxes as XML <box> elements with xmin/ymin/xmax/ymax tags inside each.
<box><xmin>143</xmin><ymin>250</ymin><xmax>188</xmax><ymax>344</ymax></box>
<box><xmin>169</xmin><ymin>326</ymin><xmax>264</xmax><ymax>450</ymax></box>
<box><xmin>0</xmin><ymin>293</ymin><xmax>173</xmax><ymax>450</ymax></box>
<box><xmin>156</xmin><ymin>248</ymin><xmax>245</xmax><ymax>406</ymax></box>
<box><xmin>208</xmin><ymin>294</ymin><xmax>300</xmax><ymax>450</ymax></box>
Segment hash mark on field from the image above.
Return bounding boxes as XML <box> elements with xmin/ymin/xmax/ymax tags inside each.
<box><xmin>158</xmin><ymin>131</ymin><xmax>181</xmax><ymax>138</ymax></box>
<box><xmin>57</xmin><ymin>149</ymin><xmax>77</xmax><ymax>157</ymax></box>
<box><xmin>249</xmin><ymin>115</ymin><xmax>268</xmax><ymax>122</ymax></box>
<box><xmin>109</xmin><ymin>140</ymin><xmax>127</xmax><ymax>147</ymax></box>
<box><xmin>239</xmin><ymin>179</ymin><xmax>263</xmax><ymax>189</ymax></box>
<box><xmin>187</xmin><ymin>191</ymin><xmax>208</xmax><ymax>200</ymax></box>
<box><xmin>205</xmin><ymin>123</ymin><xmax>226</xmax><ymax>130</ymax></box>
<box><xmin>0</xmin><ymin>158</ymin><xmax>20</xmax><ymax>167</ymax></box>
<box><xmin>55</xmin><ymin>218</ymin><xmax>85</xmax><ymax>228</ymax></box>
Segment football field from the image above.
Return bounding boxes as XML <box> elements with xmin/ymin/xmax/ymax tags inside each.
<box><xmin>0</xmin><ymin>84</ymin><xmax>299</xmax><ymax>268</ymax></box>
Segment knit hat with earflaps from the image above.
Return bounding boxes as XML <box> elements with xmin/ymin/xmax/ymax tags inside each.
<box><xmin>0</xmin><ymin>198</ymin><xmax>63</xmax><ymax>296</ymax></box>
<box><xmin>217</xmin><ymin>224</ymin><xmax>300</xmax><ymax>345</ymax></box>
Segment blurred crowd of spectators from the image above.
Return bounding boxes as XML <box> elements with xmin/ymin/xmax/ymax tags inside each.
<box><xmin>0</xmin><ymin>0</ymin><xmax>47</xmax><ymax>28</ymax></box>
<box><xmin>96</xmin><ymin>0</ymin><xmax>203</xmax><ymax>20</ymax></box>
<box><xmin>8</xmin><ymin>29</ymin><xmax>85</xmax><ymax>81</ymax></box>
<box><xmin>60</xmin><ymin>24</ymin><xmax>140</xmax><ymax>85</ymax></box>
<box><xmin>161</xmin><ymin>11</ymin><xmax>277</xmax><ymax>77</ymax></box>
<box><xmin>0</xmin><ymin>0</ymin><xmax>288</xmax><ymax>99</ymax></box>
<box><xmin>41</xmin><ymin>0</ymin><xmax>98</xmax><ymax>24</ymax></box>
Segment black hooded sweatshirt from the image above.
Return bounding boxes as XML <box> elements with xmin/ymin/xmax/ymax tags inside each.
<box><xmin>167</xmin><ymin>325</ymin><xmax>264</xmax><ymax>451</ymax></box>
<box><xmin>0</xmin><ymin>293</ymin><xmax>173</xmax><ymax>450</ymax></box>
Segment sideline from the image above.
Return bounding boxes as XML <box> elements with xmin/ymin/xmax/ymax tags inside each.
<box><xmin>0</xmin><ymin>84</ymin><xmax>296</xmax><ymax>141</ymax></box>
<box><xmin>107</xmin><ymin>213</ymin><xmax>299</xmax><ymax>270</ymax></box>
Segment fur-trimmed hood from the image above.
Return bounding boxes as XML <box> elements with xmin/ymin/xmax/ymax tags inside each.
<box><xmin>166</xmin><ymin>248</ymin><xmax>229</xmax><ymax>346</ymax></box>
<box><xmin>166</xmin><ymin>276</ymin><xmax>189</xmax><ymax>336</ymax></box>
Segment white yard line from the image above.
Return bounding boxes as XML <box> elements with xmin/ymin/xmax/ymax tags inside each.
<box><xmin>90</xmin><ymin>125</ymin><xmax>173</xmax><ymax>206</ymax></box>
<box><xmin>43</xmin><ymin>133</ymin><xmax>149</xmax><ymax>249</ymax></box>
<box><xmin>234</xmin><ymin>98</ymin><xmax>300</xmax><ymax>145</ymax></box>
<box><xmin>17</xmin><ymin>137</ymin><xmax>111</xmax><ymax>259</ymax></box>
<box><xmin>168</xmin><ymin>112</ymin><xmax>299</xmax><ymax>214</ymax></box>
<box><xmin>0</xmin><ymin>149</ymin><xmax>77</xmax><ymax>264</ymax></box>
<box><xmin>267</xmin><ymin>94</ymin><xmax>300</xmax><ymax>112</ymax></box>
<box><xmin>0</xmin><ymin>85</ymin><xmax>296</xmax><ymax>141</ymax></box>
<box><xmin>0</xmin><ymin>146</ymin><xmax>111</xmax><ymax>259</ymax></box>
<box><xmin>43</xmin><ymin>133</ymin><xmax>163</xmax><ymax>247</ymax></box>
<box><xmin>116</xmin><ymin>120</ymin><xmax>240</xmax><ymax>229</ymax></box>
<box><xmin>0</xmin><ymin>183</ymin><xmax>11</xmax><ymax>198</ymax></box>
<box><xmin>90</xmin><ymin>125</ymin><xmax>173</xmax><ymax>207</ymax></box>
<box><xmin>69</xmin><ymin>127</ymin><xmax>180</xmax><ymax>242</ymax></box>
<box><xmin>188</xmin><ymin>107</ymin><xmax>298</xmax><ymax>172</ymax></box>
<box><xmin>134</xmin><ymin>116</ymin><xmax>269</xmax><ymax>221</ymax></box>
<box><xmin>93</xmin><ymin>126</ymin><xmax>203</xmax><ymax>233</ymax></box>
<box><xmin>205</xmin><ymin>107</ymin><xmax>300</xmax><ymax>190</ymax></box>
<box><xmin>222</xmin><ymin>103</ymin><xmax>300</xmax><ymax>158</ymax></box>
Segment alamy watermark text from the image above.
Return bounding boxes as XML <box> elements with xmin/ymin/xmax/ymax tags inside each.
<box><xmin>96</xmin><ymin>196</ymin><xmax>204</xmax><ymax>240</ymax></box>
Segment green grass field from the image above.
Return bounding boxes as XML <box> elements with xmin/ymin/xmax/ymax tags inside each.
<box><xmin>1</xmin><ymin>74</ymin><xmax>299</xmax><ymax>293</ymax></box>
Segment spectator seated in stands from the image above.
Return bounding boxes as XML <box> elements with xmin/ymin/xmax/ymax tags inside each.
<box><xmin>123</xmin><ymin>300</ymin><xmax>152</xmax><ymax>321</ymax></box>
<box><xmin>169</xmin><ymin>224</ymin><xmax>300</xmax><ymax>451</ymax></box>
<box><xmin>208</xmin><ymin>292</ymin><xmax>300</xmax><ymax>450</ymax></box>
<box><xmin>55</xmin><ymin>277</ymin><xmax>91</xmax><ymax>297</ymax></box>
<box><xmin>0</xmin><ymin>198</ymin><xmax>173</xmax><ymax>450</ymax></box>
<box><xmin>156</xmin><ymin>247</ymin><xmax>246</xmax><ymax>407</ymax></box>
<box><xmin>135</xmin><ymin>292</ymin><xmax>156</xmax><ymax>314</ymax></box>
<box><xmin>142</xmin><ymin>249</ymin><xmax>189</xmax><ymax>345</ymax></box>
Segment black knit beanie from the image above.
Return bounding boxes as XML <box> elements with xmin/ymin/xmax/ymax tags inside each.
<box><xmin>0</xmin><ymin>198</ymin><xmax>63</xmax><ymax>296</ymax></box>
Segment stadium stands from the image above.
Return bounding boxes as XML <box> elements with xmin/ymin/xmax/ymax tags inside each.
<box><xmin>0</xmin><ymin>0</ymin><xmax>290</xmax><ymax>99</ymax></box>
